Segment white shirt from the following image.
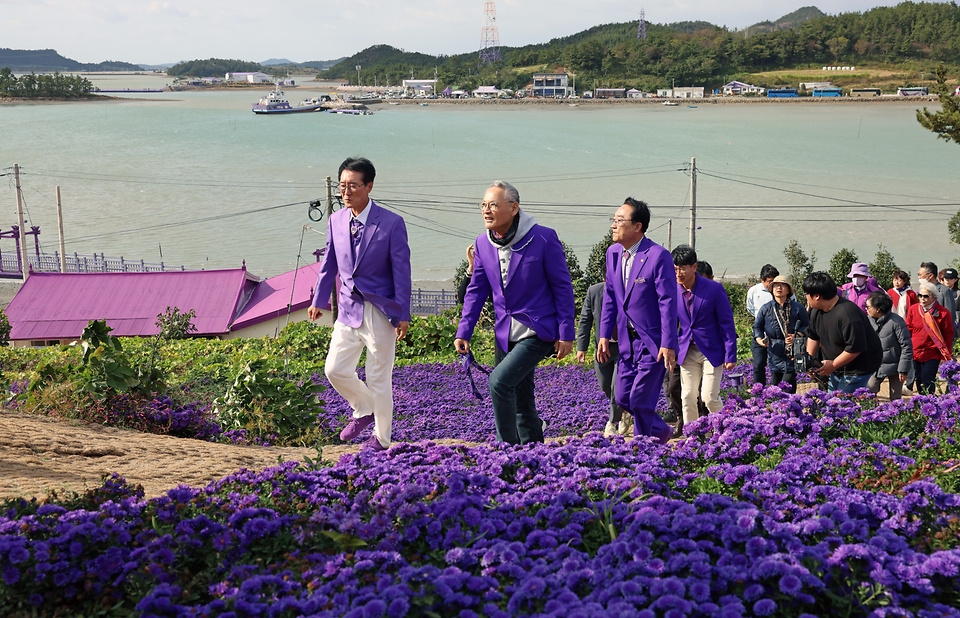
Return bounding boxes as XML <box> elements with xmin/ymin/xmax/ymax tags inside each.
<box><xmin>621</xmin><ymin>239</ymin><xmax>643</xmax><ymax>288</ymax></box>
<box><xmin>746</xmin><ymin>282</ymin><xmax>774</xmax><ymax>317</ymax></box>
<box><xmin>350</xmin><ymin>199</ymin><xmax>373</xmax><ymax>226</ymax></box>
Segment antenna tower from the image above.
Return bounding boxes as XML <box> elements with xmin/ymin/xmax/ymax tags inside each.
<box><xmin>638</xmin><ymin>8</ymin><xmax>647</xmax><ymax>40</ymax></box>
<box><xmin>479</xmin><ymin>1</ymin><xmax>501</xmax><ymax>64</ymax></box>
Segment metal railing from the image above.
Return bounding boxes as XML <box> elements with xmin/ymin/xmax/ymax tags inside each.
<box><xmin>410</xmin><ymin>288</ymin><xmax>458</xmax><ymax>316</ymax></box>
<box><xmin>0</xmin><ymin>251</ymin><xmax>185</xmax><ymax>277</ymax></box>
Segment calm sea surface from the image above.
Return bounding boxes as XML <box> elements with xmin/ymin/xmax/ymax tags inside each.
<box><xmin>3</xmin><ymin>73</ymin><xmax>960</xmax><ymax>282</ymax></box>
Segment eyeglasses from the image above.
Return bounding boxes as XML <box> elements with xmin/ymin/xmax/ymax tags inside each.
<box><xmin>479</xmin><ymin>201</ymin><xmax>515</xmax><ymax>212</ymax></box>
<box><xmin>339</xmin><ymin>182</ymin><xmax>368</xmax><ymax>193</ymax></box>
<box><xmin>918</xmin><ymin>293</ymin><xmax>932</xmax><ymax>299</ymax></box>
<box><xmin>609</xmin><ymin>217</ymin><xmax>634</xmax><ymax>225</ymax></box>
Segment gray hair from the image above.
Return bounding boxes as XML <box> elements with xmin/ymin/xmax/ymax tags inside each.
<box><xmin>491</xmin><ymin>180</ymin><xmax>520</xmax><ymax>204</ymax></box>
<box><xmin>918</xmin><ymin>279</ymin><xmax>938</xmax><ymax>296</ymax></box>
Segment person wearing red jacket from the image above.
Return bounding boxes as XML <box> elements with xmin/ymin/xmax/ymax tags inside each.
<box><xmin>887</xmin><ymin>269</ymin><xmax>918</xmax><ymax>319</ymax></box>
<box><xmin>906</xmin><ymin>280</ymin><xmax>954</xmax><ymax>394</ymax></box>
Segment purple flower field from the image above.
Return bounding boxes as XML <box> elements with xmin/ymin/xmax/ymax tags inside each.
<box><xmin>2</xmin><ymin>367</ymin><xmax>960</xmax><ymax>617</ymax></box>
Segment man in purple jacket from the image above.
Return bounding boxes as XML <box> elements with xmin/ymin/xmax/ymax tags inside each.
<box><xmin>597</xmin><ymin>198</ymin><xmax>676</xmax><ymax>444</ymax></box>
<box><xmin>673</xmin><ymin>244</ymin><xmax>738</xmax><ymax>436</ymax></box>
<box><xmin>455</xmin><ymin>180</ymin><xmax>576</xmax><ymax>445</ymax></box>
<box><xmin>308</xmin><ymin>157</ymin><xmax>412</xmax><ymax>452</ymax></box>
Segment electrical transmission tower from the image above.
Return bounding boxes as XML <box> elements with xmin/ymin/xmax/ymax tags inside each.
<box><xmin>637</xmin><ymin>8</ymin><xmax>647</xmax><ymax>40</ymax></box>
<box><xmin>479</xmin><ymin>0</ymin><xmax>501</xmax><ymax>65</ymax></box>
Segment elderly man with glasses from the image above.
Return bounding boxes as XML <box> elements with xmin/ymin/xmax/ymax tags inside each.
<box><xmin>597</xmin><ymin>198</ymin><xmax>677</xmax><ymax>444</ymax></box>
<box><xmin>309</xmin><ymin>157</ymin><xmax>412</xmax><ymax>452</ymax></box>
<box><xmin>455</xmin><ymin>181</ymin><xmax>576</xmax><ymax>445</ymax></box>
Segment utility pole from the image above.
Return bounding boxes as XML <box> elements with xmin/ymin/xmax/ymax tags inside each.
<box><xmin>14</xmin><ymin>164</ymin><xmax>29</xmax><ymax>281</ymax></box>
<box><xmin>667</xmin><ymin>219</ymin><xmax>672</xmax><ymax>250</ymax></box>
<box><xmin>688</xmin><ymin>157</ymin><xmax>697</xmax><ymax>250</ymax></box>
<box><xmin>356</xmin><ymin>65</ymin><xmax>361</xmax><ymax>88</ymax></box>
<box><xmin>56</xmin><ymin>186</ymin><xmax>66</xmax><ymax>273</ymax></box>
<box><xmin>326</xmin><ymin>176</ymin><xmax>338</xmax><ymax>321</ymax></box>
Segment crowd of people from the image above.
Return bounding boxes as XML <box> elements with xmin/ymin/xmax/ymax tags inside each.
<box><xmin>309</xmin><ymin>156</ymin><xmax>958</xmax><ymax>451</ymax></box>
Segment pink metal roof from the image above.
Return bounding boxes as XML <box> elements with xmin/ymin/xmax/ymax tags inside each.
<box><xmin>231</xmin><ymin>262</ymin><xmax>327</xmax><ymax>331</ymax></box>
<box><xmin>6</xmin><ymin>269</ymin><xmax>258</xmax><ymax>340</ymax></box>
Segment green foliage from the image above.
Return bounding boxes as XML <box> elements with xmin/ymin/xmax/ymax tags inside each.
<box><xmin>0</xmin><ymin>308</ymin><xmax>10</xmax><ymax>346</ymax></box>
<box><xmin>155</xmin><ymin>306</ymin><xmax>198</xmax><ymax>340</ymax></box>
<box><xmin>167</xmin><ymin>58</ymin><xmax>263</xmax><ymax>78</ymax></box>
<box><xmin>722</xmin><ymin>281</ymin><xmax>754</xmax><ymax>360</ymax></box>
<box><xmin>869</xmin><ymin>244</ymin><xmax>900</xmax><ymax>290</ymax></box>
<box><xmin>561</xmin><ymin>240</ymin><xmax>587</xmax><ymax>313</ymax></box>
<box><xmin>917</xmin><ymin>64</ymin><xmax>960</xmax><ymax>145</ymax></box>
<box><xmin>583</xmin><ymin>231</ymin><xmax>614</xmax><ymax>290</ymax></box>
<box><xmin>828</xmin><ymin>248</ymin><xmax>859</xmax><ymax>288</ymax></box>
<box><xmin>214</xmin><ymin>359</ymin><xmax>326</xmax><ymax>446</ymax></box>
<box><xmin>782</xmin><ymin>239</ymin><xmax>817</xmax><ymax>298</ymax></box>
<box><xmin>0</xmin><ymin>68</ymin><xmax>92</xmax><ymax>98</ymax></box>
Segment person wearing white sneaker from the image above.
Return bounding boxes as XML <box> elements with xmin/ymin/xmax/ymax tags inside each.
<box><xmin>309</xmin><ymin>157</ymin><xmax>412</xmax><ymax>451</ymax></box>
<box><xmin>576</xmin><ymin>279</ymin><xmax>623</xmax><ymax>439</ymax></box>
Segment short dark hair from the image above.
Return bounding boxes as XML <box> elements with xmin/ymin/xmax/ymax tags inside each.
<box><xmin>920</xmin><ymin>261</ymin><xmax>938</xmax><ymax>277</ymax></box>
<box><xmin>892</xmin><ymin>270</ymin><xmax>911</xmax><ymax>286</ymax></box>
<box><xmin>672</xmin><ymin>244</ymin><xmax>697</xmax><ymax>267</ymax></box>
<box><xmin>759</xmin><ymin>264</ymin><xmax>779</xmax><ymax>281</ymax></box>
<box><xmin>802</xmin><ymin>271</ymin><xmax>838</xmax><ymax>300</ymax></box>
<box><xmin>867</xmin><ymin>291</ymin><xmax>892</xmax><ymax>314</ymax></box>
<box><xmin>697</xmin><ymin>260</ymin><xmax>714</xmax><ymax>279</ymax></box>
<box><xmin>339</xmin><ymin>157</ymin><xmax>376</xmax><ymax>185</ymax></box>
<box><xmin>623</xmin><ymin>197</ymin><xmax>650</xmax><ymax>233</ymax></box>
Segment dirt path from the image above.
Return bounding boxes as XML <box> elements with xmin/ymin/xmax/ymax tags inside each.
<box><xmin>0</xmin><ymin>410</ymin><xmax>360</xmax><ymax>501</ymax></box>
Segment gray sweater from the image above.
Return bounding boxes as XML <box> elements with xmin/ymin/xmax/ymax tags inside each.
<box><xmin>869</xmin><ymin>312</ymin><xmax>913</xmax><ymax>378</ymax></box>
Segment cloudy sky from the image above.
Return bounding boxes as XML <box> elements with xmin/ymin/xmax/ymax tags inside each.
<box><xmin>2</xmin><ymin>0</ymin><xmax>905</xmax><ymax>65</ymax></box>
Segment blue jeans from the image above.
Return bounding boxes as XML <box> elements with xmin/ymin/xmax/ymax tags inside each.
<box><xmin>827</xmin><ymin>372</ymin><xmax>872</xmax><ymax>394</ymax></box>
<box><xmin>490</xmin><ymin>337</ymin><xmax>555</xmax><ymax>445</ymax></box>
<box><xmin>913</xmin><ymin>359</ymin><xmax>941</xmax><ymax>394</ymax></box>
<box><xmin>751</xmin><ymin>339</ymin><xmax>768</xmax><ymax>385</ymax></box>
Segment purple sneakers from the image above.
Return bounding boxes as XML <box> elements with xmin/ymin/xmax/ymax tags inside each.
<box><xmin>340</xmin><ymin>414</ymin><xmax>375</xmax><ymax>441</ymax></box>
<box><xmin>361</xmin><ymin>435</ymin><xmax>387</xmax><ymax>452</ymax></box>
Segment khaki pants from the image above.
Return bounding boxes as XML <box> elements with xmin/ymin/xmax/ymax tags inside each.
<box><xmin>325</xmin><ymin>301</ymin><xmax>397</xmax><ymax>447</ymax></box>
<box><xmin>680</xmin><ymin>343</ymin><xmax>723</xmax><ymax>426</ymax></box>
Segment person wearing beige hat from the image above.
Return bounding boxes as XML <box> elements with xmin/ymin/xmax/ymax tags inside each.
<box><xmin>753</xmin><ymin>275</ymin><xmax>809</xmax><ymax>393</ymax></box>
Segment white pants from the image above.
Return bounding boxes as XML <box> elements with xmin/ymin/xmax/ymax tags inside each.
<box><xmin>680</xmin><ymin>343</ymin><xmax>723</xmax><ymax>425</ymax></box>
<box><xmin>325</xmin><ymin>301</ymin><xmax>397</xmax><ymax>447</ymax></box>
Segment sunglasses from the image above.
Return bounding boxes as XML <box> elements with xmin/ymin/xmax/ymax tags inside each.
<box><xmin>917</xmin><ymin>294</ymin><xmax>932</xmax><ymax>299</ymax></box>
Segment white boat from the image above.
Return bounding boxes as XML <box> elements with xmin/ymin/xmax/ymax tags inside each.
<box><xmin>662</xmin><ymin>101</ymin><xmax>679</xmax><ymax>107</ymax></box>
<box><xmin>252</xmin><ymin>86</ymin><xmax>325</xmax><ymax>114</ymax></box>
<box><xmin>328</xmin><ymin>108</ymin><xmax>373</xmax><ymax>115</ymax></box>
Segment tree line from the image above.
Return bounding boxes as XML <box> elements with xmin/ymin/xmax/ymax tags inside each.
<box><xmin>0</xmin><ymin>69</ymin><xmax>93</xmax><ymax>98</ymax></box>
<box><xmin>322</xmin><ymin>1</ymin><xmax>960</xmax><ymax>91</ymax></box>
<box><xmin>166</xmin><ymin>59</ymin><xmax>265</xmax><ymax>78</ymax></box>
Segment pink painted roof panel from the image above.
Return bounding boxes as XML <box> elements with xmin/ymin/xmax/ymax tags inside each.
<box><xmin>6</xmin><ymin>269</ymin><xmax>256</xmax><ymax>340</ymax></box>
<box><xmin>232</xmin><ymin>262</ymin><xmax>325</xmax><ymax>331</ymax></box>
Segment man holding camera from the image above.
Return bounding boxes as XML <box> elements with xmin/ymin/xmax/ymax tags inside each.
<box><xmin>802</xmin><ymin>271</ymin><xmax>883</xmax><ymax>393</ymax></box>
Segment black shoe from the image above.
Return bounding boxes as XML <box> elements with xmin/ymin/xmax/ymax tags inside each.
<box><xmin>661</xmin><ymin>408</ymin><xmax>678</xmax><ymax>423</ymax></box>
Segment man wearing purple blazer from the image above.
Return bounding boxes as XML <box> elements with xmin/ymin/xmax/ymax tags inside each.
<box><xmin>597</xmin><ymin>198</ymin><xmax>677</xmax><ymax>445</ymax></box>
<box><xmin>672</xmin><ymin>244</ymin><xmax>738</xmax><ymax>437</ymax></box>
<box><xmin>455</xmin><ymin>180</ymin><xmax>576</xmax><ymax>445</ymax></box>
<box><xmin>308</xmin><ymin>157</ymin><xmax>411</xmax><ymax>452</ymax></box>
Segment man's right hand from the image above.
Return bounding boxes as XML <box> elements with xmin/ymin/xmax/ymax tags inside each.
<box><xmin>576</xmin><ymin>351</ymin><xmax>586</xmax><ymax>363</ymax></box>
<box><xmin>597</xmin><ymin>338</ymin><xmax>610</xmax><ymax>363</ymax></box>
<box><xmin>455</xmin><ymin>338</ymin><xmax>470</xmax><ymax>354</ymax></box>
<box><xmin>308</xmin><ymin>307</ymin><xmax>323</xmax><ymax>322</ymax></box>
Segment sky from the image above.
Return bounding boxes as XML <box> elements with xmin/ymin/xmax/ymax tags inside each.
<box><xmin>1</xmin><ymin>1</ymin><xmax>907</xmax><ymax>66</ymax></box>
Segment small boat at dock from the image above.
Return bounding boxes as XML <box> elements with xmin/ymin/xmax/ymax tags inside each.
<box><xmin>252</xmin><ymin>86</ymin><xmax>325</xmax><ymax>114</ymax></box>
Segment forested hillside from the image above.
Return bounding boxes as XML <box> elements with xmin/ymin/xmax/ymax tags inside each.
<box><xmin>321</xmin><ymin>1</ymin><xmax>960</xmax><ymax>92</ymax></box>
<box><xmin>166</xmin><ymin>58</ymin><xmax>264</xmax><ymax>77</ymax></box>
<box><xmin>0</xmin><ymin>48</ymin><xmax>140</xmax><ymax>72</ymax></box>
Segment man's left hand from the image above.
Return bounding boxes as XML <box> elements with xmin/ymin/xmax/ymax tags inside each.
<box><xmin>723</xmin><ymin>362</ymin><xmax>736</xmax><ymax>370</ymax></box>
<box><xmin>555</xmin><ymin>340</ymin><xmax>573</xmax><ymax>360</ymax></box>
<box><xmin>658</xmin><ymin>347</ymin><xmax>676</xmax><ymax>372</ymax></box>
<box><xmin>396</xmin><ymin>321</ymin><xmax>409</xmax><ymax>341</ymax></box>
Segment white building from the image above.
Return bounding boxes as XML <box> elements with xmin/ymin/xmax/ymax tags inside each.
<box><xmin>532</xmin><ymin>73</ymin><xmax>573</xmax><ymax>97</ymax></box>
<box><xmin>473</xmin><ymin>85</ymin><xmax>501</xmax><ymax>98</ymax></box>
<box><xmin>722</xmin><ymin>81</ymin><xmax>765</xmax><ymax>95</ymax></box>
<box><xmin>799</xmin><ymin>81</ymin><xmax>832</xmax><ymax>91</ymax></box>
<box><xmin>402</xmin><ymin>79</ymin><xmax>438</xmax><ymax>95</ymax></box>
<box><xmin>626</xmin><ymin>88</ymin><xmax>645</xmax><ymax>98</ymax></box>
<box><xmin>225</xmin><ymin>72</ymin><xmax>273</xmax><ymax>83</ymax></box>
<box><xmin>657</xmin><ymin>88</ymin><xmax>672</xmax><ymax>98</ymax></box>
<box><xmin>672</xmin><ymin>87</ymin><xmax>704</xmax><ymax>98</ymax></box>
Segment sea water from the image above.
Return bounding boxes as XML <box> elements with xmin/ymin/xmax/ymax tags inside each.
<box><xmin>2</xmin><ymin>73</ymin><xmax>959</xmax><ymax>282</ymax></box>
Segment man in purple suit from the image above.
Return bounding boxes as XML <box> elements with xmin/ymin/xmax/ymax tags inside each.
<box><xmin>308</xmin><ymin>157</ymin><xmax>411</xmax><ymax>452</ymax></box>
<box><xmin>455</xmin><ymin>180</ymin><xmax>576</xmax><ymax>445</ymax></box>
<box><xmin>597</xmin><ymin>198</ymin><xmax>676</xmax><ymax>444</ymax></box>
<box><xmin>672</xmin><ymin>244</ymin><xmax>737</xmax><ymax>436</ymax></box>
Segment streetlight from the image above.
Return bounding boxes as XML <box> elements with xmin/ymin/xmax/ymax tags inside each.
<box><xmin>356</xmin><ymin>65</ymin><xmax>361</xmax><ymax>88</ymax></box>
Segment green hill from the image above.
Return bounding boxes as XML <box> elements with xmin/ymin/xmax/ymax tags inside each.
<box><xmin>166</xmin><ymin>58</ymin><xmax>264</xmax><ymax>77</ymax></box>
<box><xmin>0</xmin><ymin>48</ymin><xmax>141</xmax><ymax>72</ymax></box>
<box><xmin>744</xmin><ymin>6</ymin><xmax>827</xmax><ymax>36</ymax></box>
